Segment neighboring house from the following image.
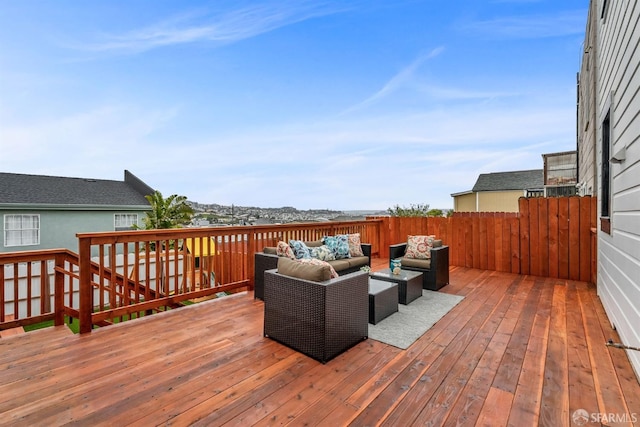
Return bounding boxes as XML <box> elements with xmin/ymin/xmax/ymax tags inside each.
<box><xmin>577</xmin><ymin>0</ymin><xmax>640</xmax><ymax>379</ymax></box>
<box><xmin>1</xmin><ymin>170</ymin><xmax>153</xmax><ymax>254</ymax></box>
<box><xmin>451</xmin><ymin>169</ymin><xmax>543</xmax><ymax>213</ymax></box>
<box><xmin>542</xmin><ymin>151</ymin><xmax>578</xmax><ymax>197</ymax></box>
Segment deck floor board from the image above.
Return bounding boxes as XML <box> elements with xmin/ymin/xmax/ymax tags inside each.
<box><xmin>1</xmin><ymin>261</ymin><xmax>639</xmax><ymax>426</ymax></box>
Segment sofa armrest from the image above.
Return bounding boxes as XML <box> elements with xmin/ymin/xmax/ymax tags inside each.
<box><xmin>429</xmin><ymin>245</ymin><xmax>450</xmax><ymax>289</ymax></box>
<box><xmin>389</xmin><ymin>243</ymin><xmax>407</xmax><ymax>260</ymax></box>
<box><xmin>254</xmin><ymin>252</ymin><xmax>279</xmax><ymax>300</ymax></box>
<box><xmin>361</xmin><ymin>243</ymin><xmax>372</xmax><ymax>263</ymax></box>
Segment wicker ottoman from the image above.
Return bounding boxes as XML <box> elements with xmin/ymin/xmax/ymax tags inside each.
<box><xmin>368</xmin><ymin>279</ymin><xmax>398</xmax><ymax>324</ymax></box>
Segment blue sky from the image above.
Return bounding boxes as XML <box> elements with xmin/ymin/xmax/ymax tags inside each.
<box><xmin>0</xmin><ymin>0</ymin><xmax>588</xmax><ymax>210</ymax></box>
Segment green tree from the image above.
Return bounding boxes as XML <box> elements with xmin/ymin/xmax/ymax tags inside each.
<box><xmin>387</xmin><ymin>203</ymin><xmax>430</xmax><ymax>217</ymax></box>
<box><xmin>139</xmin><ymin>191</ymin><xmax>194</xmax><ymax>229</ymax></box>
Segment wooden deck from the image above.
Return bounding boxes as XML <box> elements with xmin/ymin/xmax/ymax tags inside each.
<box><xmin>1</xmin><ymin>260</ymin><xmax>639</xmax><ymax>426</ymax></box>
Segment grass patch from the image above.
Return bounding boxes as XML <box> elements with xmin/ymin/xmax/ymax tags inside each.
<box><xmin>21</xmin><ymin>298</ymin><xmax>212</xmax><ymax>334</ymax></box>
<box><xmin>24</xmin><ymin>316</ymin><xmax>80</xmax><ymax>334</ymax></box>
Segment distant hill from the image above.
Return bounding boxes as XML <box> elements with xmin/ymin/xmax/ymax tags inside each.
<box><xmin>342</xmin><ymin>210</ymin><xmax>388</xmax><ymax>216</ymax></box>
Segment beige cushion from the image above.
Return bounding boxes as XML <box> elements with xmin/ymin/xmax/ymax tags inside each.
<box><xmin>347</xmin><ymin>256</ymin><xmax>369</xmax><ymax>269</ymax></box>
<box><xmin>277</xmin><ymin>257</ymin><xmax>331</xmax><ymax>282</ymax></box>
<box><xmin>327</xmin><ymin>259</ymin><xmax>351</xmax><ymax>272</ymax></box>
<box><xmin>401</xmin><ymin>257</ymin><xmax>431</xmax><ymax>269</ymax></box>
<box><xmin>304</xmin><ymin>240</ymin><xmax>323</xmax><ymax>248</ymax></box>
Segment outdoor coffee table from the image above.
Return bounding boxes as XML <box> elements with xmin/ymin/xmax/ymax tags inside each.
<box><xmin>368</xmin><ymin>279</ymin><xmax>398</xmax><ymax>324</ymax></box>
<box><xmin>369</xmin><ymin>268</ymin><xmax>423</xmax><ymax>305</ymax></box>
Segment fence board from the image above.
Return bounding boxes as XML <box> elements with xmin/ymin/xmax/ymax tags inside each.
<box><xmin>495</xmin><ymin>218</ymin><xmax>505</xmax><ymax>272</ymax></box>
<box><xmin>548</xmin><ymin>198</ymin><xmax>559</xmax><ymax>278</ymax></box>
<box><xmin>464</xmin><ymin>217</ymin><xmax>473</xmax><ymax>268</ymax></box>
<box><xmin>472</xmin><ymin>216</ymin><xmax>481</xmax><ymax>270</ymax></box>
<box><xmin>530</xmin><ymin>199</ymin><xmax>541</xmax><ymax>276</ymax></box>
<box><xmin>479</xmin><ymin>217</ymin><xmax>489</xmax><ymax>271</ymax></box>
<box><xmin>510</xmin><ymin>217</ymin><xmax>520</xmax><ymax>274</ymax></box>
<box><xmin>538</xmin><ymin>198</ymin><xmax>550</xmax><ymax>278</ymax></box>
<box><xmin>579</xmin><ymin>198</ymin><xmax>592</xmax><ymax>283</ymax></box>
<box><xmin>558</xmin><ymin>198</ymin><xmax>570</xmax><ymax>279</ymax></box>
<box><xmin>519</xmin><ymin>198</ymin><xmax>531</xmax><ymax>275</ymax></box>
<box><xmin>487</xmin><ymin>217</ymin><xmax>496</xmax><ymax>271</ymax></box>
<box><xmin>569</xmin><ymin>197</ymin><xmax>581</xmax><ymax>280</ymax></box>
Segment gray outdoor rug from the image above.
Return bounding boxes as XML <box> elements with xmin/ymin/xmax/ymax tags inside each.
<box><xmin>368</xmin><ymin>290</ymin><xmax>464</xmax><ymax>349</ymax></box>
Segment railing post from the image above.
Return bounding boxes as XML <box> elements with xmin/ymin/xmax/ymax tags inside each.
<box><xmin>54</xmin><ymin>254</ymin><xmax>65</xmax><ymax>326</ymax></box>
<box><xmin>247</xmin><ymin>228</ymin><xmax>255</xmax><ymax>290</ymax></box>
<box><xmin>78</xmin><ymin>237</ymin><xmax>93</xmax><ymax>333</ymax></box>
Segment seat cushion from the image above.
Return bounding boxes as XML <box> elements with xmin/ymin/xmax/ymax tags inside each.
<box><xmin>400</xmin><ymin>257</ymin><xmax>431</xmax><ymax>269</ymax></box>
<box><xmin>263</xmin><ymin>247</ymin><xmax>277</xmax><ymax>255</ymax></box>
<box><xmin>347</xmin><ymin>256</ymin><xmax>369</xmax><ymax>269</ymax></box>
<box><xmin>327</xmin><ymin>259</ymin><xmax>351</xmax><ymax>272</ymax></box>
<box><xmin>277</xmin><ymin>257</ymin><xmax>337</xmax><ymax>282</ymax></box>
<box><xmin>304</xmin><ymin>240</ymin><xmax>324</xmax><ymax>248</ymax></box>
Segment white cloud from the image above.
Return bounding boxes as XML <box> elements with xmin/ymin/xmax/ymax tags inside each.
<box><xmin>73</xmin><ymin>1</ymin><xmax>352</xmax><ymax>55</ymax></box>
<box><xmin>458</xmin><ymin>10</ymin><xmax>587</xmax><ymax>39</ymax></box>
<box><xmin>343</xmin><ymin>47</ymin><xmax>446</xmax><ymax>113</ymax></box>
<box><xmin>1</xmin><ymin>80</ymin><xmax>574</xmax><ymax>210</ymax></box>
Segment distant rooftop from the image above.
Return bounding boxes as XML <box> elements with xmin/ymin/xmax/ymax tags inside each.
<box><xmin>472</xmin><ymin>169</ymin><xmax>544</xmax><ymax>192</ymax></box>
<box><xmin>0</xmin><ymin>170</ymin><xmax>154</xmax><ymax>207</ymax></box>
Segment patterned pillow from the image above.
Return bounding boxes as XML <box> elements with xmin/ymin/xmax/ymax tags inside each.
<box><xmin>322</xmin><ymin>235</ymin><xmax>351</xmax><ymax>259</ymax></box>
<box><xmin>298</xmin><ymin>258</ymin><xmax>339</xmax><ymax>279</ymax></box>
<box><xmin>404</xmin><ymin>235</ymin><xmax>435</xmax><ymax>259</ymax></box>
<box><xmin>276</xmin><ymin>241</ymin><xmax>295</xmax><ymax>259</ymax></box>
<box><xmin>289</xmin><ymin>240</ymin><xmax>311</xmax><ymax>259</ymax></box>
<box><xmin>309</xmin><ymin>245</ymin><xmax>336</xmax><ymax>261</ymax></box>
<box><xmin>346</xmin><ymin>233</ymin><xmax>364</xmax><ymax>257</ymax></box>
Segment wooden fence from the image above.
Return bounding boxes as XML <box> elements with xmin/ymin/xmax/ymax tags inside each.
<box><xmin>374</xmin><ymin>196</ymin><xmax>597</xmax><ymax>282</ymax></box>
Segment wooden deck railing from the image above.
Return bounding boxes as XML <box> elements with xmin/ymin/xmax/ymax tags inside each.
<box><xmin>0</xmin><ymin>249</ymin><xmax>77</xmax><ymax>329</ymax></box>
<box><xmin>0</xmin><ymin>220</ymin><xmax>382</xmax><ymax>334</ymax></box>
<box><xmin>1</xmin><ymin>198</ymin><xmax>596</xmax><ymax>335</ymax></box>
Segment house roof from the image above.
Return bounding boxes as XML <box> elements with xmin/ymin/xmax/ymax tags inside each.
<box><xmin>471</xmin><ymin>169</ymin><xmax>544</xmax><ymax>192</ymax></box>
<box><xmin>0</xmin><ymin>170</ymin><xmax>153</xmax><ymax>207</ymax></box>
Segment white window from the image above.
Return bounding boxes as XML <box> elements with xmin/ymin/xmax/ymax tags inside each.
<box><xmin>4</xmin><ymin>214</ymin><xmax>40</xmax><ymax>247</ymax></box>
<box><xmin>115</xmin><ymin>213</ymin><xmax>138</xmax><ymax>229</ymax></box>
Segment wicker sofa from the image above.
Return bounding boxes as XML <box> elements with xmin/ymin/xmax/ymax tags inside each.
<box><xmin>263</xmin><ymin>260</ymin><xmax>369</xmax><ymax>363</ymax></box>
<box><xmin>389</xmin><ymin>240</ymin><xmax>449</xmax><ymax>291</ymax></box>
<box><xmin>254</xmin><ymin>241</ymin><xmax>371</xmax><ymax>300</ymax></box>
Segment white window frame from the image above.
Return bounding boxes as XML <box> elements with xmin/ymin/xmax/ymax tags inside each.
<box><xmin>114</xmin><ymin>213</ymin><xmax>138</xmax><ymax>229</ymax></box>
<box><xmin>4</xmin><ymin>214</ymin><xmax>40</xmax><ymax>247</ymax></box>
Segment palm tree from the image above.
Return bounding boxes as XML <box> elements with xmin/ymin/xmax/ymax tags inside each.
<box><xmin>141</xmin><ymin>191</ymin><xmax>194</xmax><ymax>230</ymax></box>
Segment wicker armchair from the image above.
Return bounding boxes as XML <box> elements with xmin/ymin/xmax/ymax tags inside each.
<box><xmin>389</xmin><ymin>243</ymin><xmax>449</xmax><ymax>291</ymax></box>
<box><xmin>263</xmin><ymin>269</ymin><xmax>369</xmax><ymax>363</ymax></box>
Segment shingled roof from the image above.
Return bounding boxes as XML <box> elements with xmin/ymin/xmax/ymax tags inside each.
<box><xmin>472</xmin><ymin>169</ymin><xmax>543</xmax><ymax>192</ymax></box>
<box><xmin>0</xmin><ymin>170</ymin><xmax>153</xmax><ymax>207</ymax></box>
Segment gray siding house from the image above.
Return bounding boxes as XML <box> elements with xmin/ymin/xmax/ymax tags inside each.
<box><xmin>1</xmin><ymin>170</ymin><xmax>153</xmax><ymax>254</ymax></box>
<box><xmin>577</xmin><ymin>0</ymin><xmax>640</xmax><ymax>380</ymax></box>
